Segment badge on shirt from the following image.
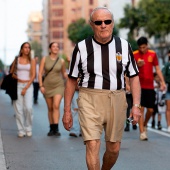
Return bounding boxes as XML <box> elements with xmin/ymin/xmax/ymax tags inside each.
<box><xmin>116</xmin><ymin>52</ymin><xmax>122</xmax><ymax>62</ymax></box>
<box><xmin>148</xmin><ymin>56</ymin><xmax>153</xmax><ymax>62</ymax></box>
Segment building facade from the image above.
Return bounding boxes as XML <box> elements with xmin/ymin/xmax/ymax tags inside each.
<box><xmin>27</xmin><ymin>11</ymin><xmax>43</xmax><ymax>43</ymax></box>
<box><xmin>42</xmin><ymin>0</ymin><xmax>49</xmax><ymax>56</ymax></box>
<box><xmin>43</xmin><ymin>0</ymin><xmax>99</xmax><ymax>57</ymax></box>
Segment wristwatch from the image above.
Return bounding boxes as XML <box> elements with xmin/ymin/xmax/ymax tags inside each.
<box><xmin>133</xmin><ymin>104</ymin><xmax>142</xmax><ymax>109</ymax></box>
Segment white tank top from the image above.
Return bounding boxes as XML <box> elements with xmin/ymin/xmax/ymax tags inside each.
<box><xmin>17</xmin><ymin>62</ymin><xmax>31</xmax><ymax>81</ymax></box>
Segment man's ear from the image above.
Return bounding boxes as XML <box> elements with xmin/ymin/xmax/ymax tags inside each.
<box><xmin>89</xmin><ymin>20</ymin><xmax>94</xmax><ymax>31</ymax></box>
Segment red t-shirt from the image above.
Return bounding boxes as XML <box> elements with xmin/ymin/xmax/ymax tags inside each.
<box><xmin>133</xmin><ymin>50</ymin><xmax>158</xmax><ymax>89</ymax></box>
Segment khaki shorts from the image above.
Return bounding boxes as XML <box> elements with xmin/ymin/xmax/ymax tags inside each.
<box><xmin>77</xmin><ymin>87</ymin><xmax>127</xmax><ymax>142</ymax></box>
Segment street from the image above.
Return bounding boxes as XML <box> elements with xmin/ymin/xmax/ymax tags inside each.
<box><xmin>0</xmin><ymin>90</ymin><xmax>170</xmax><ymax>170</ymax></box>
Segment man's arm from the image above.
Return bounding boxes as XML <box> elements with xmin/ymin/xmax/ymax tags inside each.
<box><xmin>155</xmin><ymin>65</ymin><xmax>166</xmax><ymax>91</ymax></box>
<box><xmin>129</xmin><ymin>76</ymin><xmax>141</xmax><ymax>123</ymax></box>
<box><xmin>62</xmin><ymin>77</ymin><xmax>77</xmax><ymax>131</ymax></box>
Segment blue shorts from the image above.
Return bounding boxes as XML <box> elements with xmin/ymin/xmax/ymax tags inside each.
<box><xmin>165</xmin><ymin>92</ymin><xmax>170</xmax><ymax>100</ymax></box>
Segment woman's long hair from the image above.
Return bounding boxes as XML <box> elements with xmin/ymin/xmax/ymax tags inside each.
<box><xmin>19</xmin><ymin>42</ymin><xmax>32</xmax><ymax>62</ymax></box>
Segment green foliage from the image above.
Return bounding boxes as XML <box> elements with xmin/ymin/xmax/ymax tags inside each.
<box><xmin>77</xmin><ymin>24</ymin><xmax>94</xmax><ymax>42</ymax></box>
<box><xmin>68</xmin><ymin>18</ymin><xmax>119</xmax><ymax>44</ymax></box>
<box><xmin>128</xmin><ymin>34</ymin><xmax>138</xmax><ymax>51</ymax></box>
<box><xmin>0</xmin><ymin>59</ymin><xmax>4</xmax><ymax>70</ymax></box>
<box><xmin>139</xmin><ymin>0</ymin><xmax>170</xmax><ymax>37</ymax></box>
<box><xmin>30</xmin><ymin>41</ymin><xmax>42</xmax><ymax>59</ymax></box>
<box><xmin>118</xmin><ymin>4</ymin><xmax>146</xmax><ymax>34</ymax></box>
<box><xmin>118</xmin><ymin>0</ymin><xmax>170</xmax><ymax>57</ymax></box>
<box><xmin>68</xmin><ymin>18</ymin><xmax>92</xmax><ymax>43</ymax></box>
<box><xmin>119</xmin><ymin>0</ymin><xmax>170</xmax><ymax>38</ymax></box>
<box><xmin>59</xmin><ymin>53</ymin><xmax>69</xmax><ymax>69</ymax></box>
<box><xmin>113</xmin><ymin>24</ymin><xmax>119</xmax><ymax>36</ymax></box>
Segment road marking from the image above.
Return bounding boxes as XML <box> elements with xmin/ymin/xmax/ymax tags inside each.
<box><xmin>0</xmin><ymin>128</ymin><xmax>7</xmax><ymax>170</ymax></box>
<box><xmin>147</xmin><ymin>123</ymin><xmax>170</xmax><ymax>138</ymax></box>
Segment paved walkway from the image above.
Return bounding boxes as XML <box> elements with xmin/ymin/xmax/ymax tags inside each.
<box><xmin>0</xmin><ymin>126</ymin><xmax>6</xmax><ymax>170</ymax></box>
<box><xmin>0</xmin><ymin>90</ymin><xmax>170</xmax><ymax>170</ymax></box>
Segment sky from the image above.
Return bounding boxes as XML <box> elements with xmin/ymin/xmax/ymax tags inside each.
<box><xmin>0</xmin><ymin>0</ymin><xmax>43</xmax><ymax>66</ymax></box>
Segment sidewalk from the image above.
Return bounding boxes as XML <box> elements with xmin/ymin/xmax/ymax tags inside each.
<box><xmin>0</xmin><ymin>89</ymin><xmax>169</xmax><ymax>170</ymax></box>
<box><xmin>0</xmin><ymin>127</ymin><xmax>6</xmax><ymax>170</ymax></box>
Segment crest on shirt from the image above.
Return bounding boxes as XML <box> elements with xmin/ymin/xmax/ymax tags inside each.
<box><xmin>148</xmin><ymin>56</ymin><xmax>153</xmax><ymax>62</ymax></box>
<box><xmin>116</xmin><ymin>52</ymin><xmax>122</xmax><ymax>62</ymax></box>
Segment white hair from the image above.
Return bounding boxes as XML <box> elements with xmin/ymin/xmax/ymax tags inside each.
<box><xmin>90</xmin><ymin>7</ymin><xmax>114</xmax><ymax>21</ymax></box>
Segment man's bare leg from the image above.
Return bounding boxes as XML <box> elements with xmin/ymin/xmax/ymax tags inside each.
<box><xmin>139</xmin><ymin>107</ymin><xmax>145</xmax><ymax>133</ymax></box>
<box><xmin>144</xmin><ymin>108</ymin><xmax>154</xmax><ymax>127</ymax></box>
<box><xmin>86</xmin><ymin>140</ymin><xmax>100</xmax><ymax>170</ymax></box>
<box><xmin>101</xmin><ymin>141</ymin><xmax>121</xmax><ymax>170</ymax></box>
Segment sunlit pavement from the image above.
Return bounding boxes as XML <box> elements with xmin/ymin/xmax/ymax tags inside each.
<box><xmin>0</xmin><ymin>90</ymin><xmax>170</xmax><ymax>170</ymax></box>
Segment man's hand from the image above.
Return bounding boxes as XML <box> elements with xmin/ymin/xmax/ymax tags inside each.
<box><xmin>129</xmin><ymin>106</ymin><xmax>141</xmax><ymax>125</ymax></box>
<box><xmin>137</xmin><ymin>59</ymin><xmax>145</xmax><ymax>67</ymax></box>
<box><xmin>160</xmin><ymin>82</ymin><xmax>166</xmax><ymax>91</ymax></box>
<box><xmin>62</xmin><ymin>110</ymin><xmax>73</xmax><ymax>131</ymax></box>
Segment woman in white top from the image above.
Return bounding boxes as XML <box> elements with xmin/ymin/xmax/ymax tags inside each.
<box><xmin>11</xmin><ymin>42</ymin><xmax>35</xmax><ymax>138</ymax></box>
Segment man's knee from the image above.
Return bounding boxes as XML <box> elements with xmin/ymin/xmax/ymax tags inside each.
<box><xmin>86</xmin><ymin>140</ymin><xmax>100</xmax><ymax>151</ymax></box>
<box><xmin>106</xmin><ymin>142</ymin><xmax>120</xmax><ymax>155</ymax></box>
<box><xmin>148</xmin><ymin>108</ymin><xmax>154</xmax><ymax>114</ymax></box>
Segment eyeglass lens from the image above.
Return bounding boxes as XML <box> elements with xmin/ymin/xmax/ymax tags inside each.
<box><xmin>93</xmin><ymin>20</ymin><xmax>112</xmax><ymax>25</ymax></box>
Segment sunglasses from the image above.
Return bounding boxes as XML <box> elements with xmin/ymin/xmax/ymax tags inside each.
<box><xmin>91</xmin><ymin>20</ymin><xmax>112</xmax><ymax>26</ymax></box>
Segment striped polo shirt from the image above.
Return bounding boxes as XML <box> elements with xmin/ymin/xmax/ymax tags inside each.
<box><xmin>68</xmin><ymin>35</ymin><xmax>139</xmax><ymax>90</ymax></box>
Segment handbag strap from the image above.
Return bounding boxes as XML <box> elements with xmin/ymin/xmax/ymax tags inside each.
<box><xmin>44</xmin><ymin>57</ymin><xmax>60</xmax><ymax>78</ymax></box>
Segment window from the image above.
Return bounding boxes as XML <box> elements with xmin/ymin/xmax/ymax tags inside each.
<box><xmin>52</xmin><ymin>20</ymin><xmax>63</xmax><ymax>27</ymax></box>
<box><xmin>52</xmin><ymin>31</ymin><xmax>64</xmax><ymax>39</ymax></box>
<box><xmin>52</xmin><ymin>9</ymin><xmax>63</xmax><ymax>16</ymax></box>
<box><xmin>89</xmin><ymin>0</ymin><xmax>93</xmax><ymax>5</ymax></box>
<box><xmin>52</xmin><ymin>0</ymin><xmax>63</xmax><ymax>5</ymax></box>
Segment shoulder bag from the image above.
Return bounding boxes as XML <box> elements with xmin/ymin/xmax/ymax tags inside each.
<box><xmin>42</xmin><ymin>57</ymin><xmax>60</xmax><ymax>82</ymax></box>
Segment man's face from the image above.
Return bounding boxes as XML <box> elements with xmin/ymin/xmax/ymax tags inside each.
<box><xmin>138</xmin><ymin>44</ymin><xmax>148</xmax><ymax>54</ymax></box>
<box><xmin>90</xmin><ymin>9</ymin><xmax>114</xmax><ymax>44</ymax></box>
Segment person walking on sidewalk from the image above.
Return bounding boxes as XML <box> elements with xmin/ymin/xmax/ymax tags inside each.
<box><xmin>63</xmin><ymin>7</ymin><xmax>141</xmax><ymax>170</ymax></box>
<box><xmin>133</xmin><ymin>37</ymin><xmax>166</xmax><ymax>141</ymax></box>
<box><xmin>39</xmin><ymin>42</ymin><xmax>67</xmax><ymax>136</ymax></box>
<box><xmin>33</xmin><ymin>56</ymin><xmax>40</xmax><ymax>104</ymax></box>
<box><xmin>151</xmin><ymin>73</ymin><xmax>165</xmax><ymax>130</ymax></box>
<box><xmin>162</xmin><ymin>49</ymin><xmax>170</xmax><ymax>132</ymax></box>
<box><xmin>124</xmin><ymin>75</ymin><xmax>137</xmax><ymax>132</ymax></box>
<box><xmin>69</xmin><ymin>89</ymin><xmax>81</xmax><ymax>137</ymax></box>
<box><xmin>12</xmin><ymin>42</ymin><xmax>35</xmax><ymax>138</ymax></box>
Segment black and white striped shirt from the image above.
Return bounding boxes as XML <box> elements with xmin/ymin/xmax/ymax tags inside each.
<box><xmin>68</xmin><ymin>35</ymin><xmax>139</xmax><ymax>90</ymax></box>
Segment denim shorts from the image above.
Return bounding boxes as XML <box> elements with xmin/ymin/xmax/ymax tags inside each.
<box><xmin>165</xmin><ymin>92</ymin><xmax>170</xmax><ymax>100</ymax></box>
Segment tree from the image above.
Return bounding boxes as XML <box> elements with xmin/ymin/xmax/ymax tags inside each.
<box><xmin>139</xmin><ymin>0</ymin><xmax>170</xmax><ymax>61</ymax></box>
<box><xmin>118</xmin><ymin>4</ymin><xmax>145</xmax><ymax>36</ymax></box>
<box><xmin>0</xmin><ymin>59</ymin><xmax>4</xmax><ymax>70</ymax></box>
<box><xmin>68</xmin><ymin>18</ymin><xmax>119</xmax><ymax>44</ymax></box>
<box><xmin>68</xmin><ymin>18</ymin><xmax>93</xmax><ymax>43</ymax></box>
<box><xmin>30</xmin><ymin>41</ymin><xmax>42</xmax><ymax>59</ymax></box>
<box><xmin>119</xmin><ymin>0</ymin><xmax>170</xmax><ymax>59</ymax></box>
<box><xmin>139</xmin><ymin>0</ymin><xmax>170</xmax><ymax>37</ymax></box>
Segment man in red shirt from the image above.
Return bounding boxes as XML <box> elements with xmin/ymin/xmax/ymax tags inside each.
<box><xmin>133</xmin><ymin>37</ymin><xmax>166</xmax><ymax>140</ymax></box>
